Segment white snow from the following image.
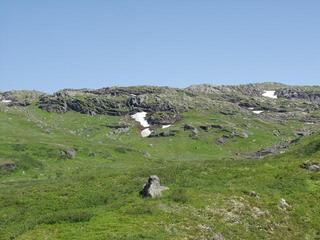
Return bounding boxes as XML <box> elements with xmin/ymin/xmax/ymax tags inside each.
<box><xmin>131</xmin><ymin>112</ymin><xmax>152</xmax><ymax>137</ymax></box>
<box><xmin>141</xmin><ymin>128</ymin><xmax>152</xmax><ymax>137</ymax></box>
<box><xmin>248</xmin><ymin>107</ymin><xmax>254</xmax><ymax>110</ymax></box>
<box><xmin>131</xmin><ymin>112</ymin><xmax>150</xmax><ymax>127</ymax></box>
<box><xmin>1</xmin><ymin>99</ymin><xmax>12</xmax><ymax>103</ymax></box>
<box><xmin>162</xmin><ymin>125</ymin><xmax>171</xmax><ymax>129</ymax></box>
<box><xmin>262</xmin><ymin>90</ymin><xmax>277</xmax><ymax>99</ymax></box>
<box><xmin>253</xmin><ymin>110</ymin><xmax>264</xmax><ymax>114</ymax></box>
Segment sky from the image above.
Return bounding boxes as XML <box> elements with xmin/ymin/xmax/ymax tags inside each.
<box><xmin>1</xmin><ymin>1</ymin><xmax>320</xmax><ymax>92</ymax></box>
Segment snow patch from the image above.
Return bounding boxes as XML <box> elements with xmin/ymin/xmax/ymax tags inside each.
<box><xmin>131</xmin><ymin>112</ymin><xmax>152</xmax><ymax>137</ymax></box>
<box><xmin>248</xmin><ymin>107</ymin><xmax>254</xmax><ymax>110</ymax></box>
<box><xmin>141</xmin><ymin>128</ymin><xmax>152</xmax><ymax>137</ymax></box>
<box><xmin>1</xmin><ymin>99</ymin><xmax>12</xmax><ymax>104</ymax></box>
<box><xmin>262</xmin><ymin>90</ymin><xmax>277</xmax><ymax>99</ymax></box>
<box><xmin>162</xmin><ymin>125</ymin><xmax>171</xmax><ymax>129</ymax></box>
<box><xmin>253</xmin><ymin>110</ymin><xmax>264</xmax><ymax>114</ymax></box>
<box><xmin>131</xmin><ymin>112</ymin><xmax>150</xmax><ymax>128</ymax></box>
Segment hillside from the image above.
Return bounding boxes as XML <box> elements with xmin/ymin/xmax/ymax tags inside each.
<box><xmin>0</xmin><ymin>83</ymin><xmax>320</xmax><ymax>240</ymax></box>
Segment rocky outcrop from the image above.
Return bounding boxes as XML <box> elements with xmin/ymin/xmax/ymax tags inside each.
<box><xmin>277</xmin><ymin>89</ymin><xmax>320</xmax><ymax>103</ymax></box>
<box><xmin>0</xmin><ymin>90</ymin><xmax>43</xmax><ymax>106</ymax></box>
<box><xmin>38</xmin><ymin>87</ymin><xmax>184</xmax><ymax>124</ymax></box>
<box><xmin>140</xmin><ymin>175</ymin><xmax>169</xmax><ymax>198</ymax></box>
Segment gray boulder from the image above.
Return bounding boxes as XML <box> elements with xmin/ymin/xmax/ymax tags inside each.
<box><xmin>140</xmin><ymin>175</ymin><xmax>169</xmax><ymax>198</ymax></box>
<box><xmin>60</xmin><ymin>149</ymin><xmax>76</xmax><ymax>159</ymax></box>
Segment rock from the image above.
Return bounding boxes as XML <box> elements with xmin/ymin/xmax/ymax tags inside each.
<box><xmin>199</xmin><ymin>125</ymin><xmax>211</xmax><ymax>131</ymax></box>
<box><xmin>232</xmin><ymin>131</ymin><xmax>249</xmax><ymax>138</ymax></box>
<box><xmin>308</xmin><ymin>164</ymin><xmax>320</xmax><ymax>172</ymax></box>
<box><xmin>251</xmin><ymin>207</ymin><xmax>267</xmax><ymax>219</ymax></box>
<box><xmin>0</xmin><ymin>162</ymin><xmax>17</xmax><ymax>171</ymax></box>
<box><xmin>277</xmin><ymin>89</ymin><xmax>320</xmax><ymax>103</ymax></box>
<box><xmin>140</xmin><ymin>175</ymin><xmax>169</xmax><ymax>198</ymax></box>
<box><xmin>278</xmin><ymin>198</ymin><xmax>291</xmax><ymax>210</ymax></box>
<box><xmin>216</xmin><ymin>135</ymin><xmax>229</xmax><ymax>145</ymax></box>
<box><xmin>60</xmin><ymin>149</ymin><xmax>76</xmax><ymax>159</ymax></box>
<box><xmin>106</xmin><ymin>124</ymin><xmax>130</xmax><ymax>129</ymax></box>
<box><xmin>200</xmin><ymin>124</ymin><xmax>225</xmax><ymax>131</ymax></box>
<box><xmin>248</xmin><ymin>191</ymin><xmax>259</xmax><ymax>198</ymax></box>
<box><xmin>149</xmin><ymin>130</ymin><xmax>177</xmax><ymax>138</ymax></box>
<box><xmin>300</xmin><ymin>162</ymin><xmax>320</xmax><ymax>172</ymax></box>
<box><xmin>183</xmin><ymin>124</ymin><xmax>196</xmax><ymax>131</ymax></box>
<box><xmin>208</xmin><ymin>233</ymin><xmax>224</xmax><ymax>240</ymax></box>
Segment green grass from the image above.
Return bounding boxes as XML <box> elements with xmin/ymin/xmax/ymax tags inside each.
<box><xmin>0</xmin><ymin>104</ymin><xmax>319</xmax><ymax>239</ymax></box>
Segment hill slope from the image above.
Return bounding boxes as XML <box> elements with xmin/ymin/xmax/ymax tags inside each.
<box><xmin>0</xmin><ymin>83</ymin><xmax>320</xmax><ymax>240</ymax></box>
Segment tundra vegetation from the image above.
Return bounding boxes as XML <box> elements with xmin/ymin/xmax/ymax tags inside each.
<box><xmin>0</xmin><ymin>83</ymin><xmax>320</xmax><ymax>240</ymax></box>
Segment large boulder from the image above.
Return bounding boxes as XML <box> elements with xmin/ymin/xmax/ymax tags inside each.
<box><xmin>140</xmin><ymin>175</ymin><xmax>169</xmax><ymax>198</ymax></box>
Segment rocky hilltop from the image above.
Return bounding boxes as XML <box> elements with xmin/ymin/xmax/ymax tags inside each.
<box><xmin>2</xmin><ymin>82</ymin><xmax>319</xmax><ymax>125</ymax></box>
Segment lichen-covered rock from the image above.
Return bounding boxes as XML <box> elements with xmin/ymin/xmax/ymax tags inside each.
<box><xmin>140</xmin><ymin>175</ymin><xmax>169</xmax><ymax>198</ymax></box>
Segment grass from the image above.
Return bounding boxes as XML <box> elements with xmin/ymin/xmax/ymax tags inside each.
<box><xmin>0</xmin><ymin>104</ymin><xmax>319</xmax><ymax>239</ymax></box>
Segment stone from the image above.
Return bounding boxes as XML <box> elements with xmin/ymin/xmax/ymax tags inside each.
<box><xmin>0</xmin><ymin>162</ymin><xmax>16</xmax><ymax>171</ymax></box>
<box><xmin>308</xmin><ymin>164</ymin><xmax>320</xmax><ymax>172</ymax></box>
<box><xmin>216</xmin><ymin>135</ymin><xmax>229</xmax><ymax>145</ymax></box>
<box><xmin>140</xmin><ymin>175</ymin><xmax>169</xmax><ymax>198</ymax></box>
<box><xmin>183</xmin><ymin>124</ymin><xmax>196</xmax><ymax>131</ymax></box>
<box><xmin>208</xmin><ymin>233</ymin><xmax>224</xmax><ymax>240</ymax></box>
<box><xmin>300</xmin><ymin>162</ymin><xmax>320</xmax><ymax>172</ymax></box>
<box><xmin>278</xmin><ymin>198</ymin><xmax>291</xmax><ymax>210</ymax></box>
<box><xmin>61</xmin><ymin>149</ymin><xmax>76</xmax><ymax>159</ymax></box>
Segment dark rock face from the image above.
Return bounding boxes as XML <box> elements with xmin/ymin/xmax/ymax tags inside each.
<box><xmin>277</xmin><ymin>89</ymin><xmax>320</xmax><ymax>103</ymax></box>
<box><xmin>140</xmin><ymin>175</ymin><xmax>169</xmax><ymax>198</ymax></box>
<box><xmin>0</xmin><ymin>162</ymin><xmax>17</xmax><ymax>171</ymax></box>
<box><xmin>38</xmin><ymin>87</ymin><xmax>184</xmax><ymax>124</ymax></box>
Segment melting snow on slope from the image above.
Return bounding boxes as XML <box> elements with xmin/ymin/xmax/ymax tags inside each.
<box><xmin>253</xmin><ymin>110</ymin><xmax>264</xmax><ymax>114</ymax></box>
<box><xmin>162</xmin><ymin>125</ymin><xmax>171</xmax><ymax>129</ymax></box>
<box><xmin>262</xmin><ymin>90</ymin><xmax>277</xmax><ymax>99</ymax></box>
<box><xmin>1</xmin><ymin>99</ymin><xmax>12</xmax><ymax>104</ymax></box>
<box><xmin>131</xmin><ymin>112</ymin><xmax>150</xmax><ymax>127</ymax></box>
<box><xmin>131</xmin><ymin>111</ymin><xmax>152</xmax><ymax>137</ymax></box>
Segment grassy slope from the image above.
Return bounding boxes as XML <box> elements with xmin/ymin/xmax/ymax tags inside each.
<box><xmin>0</xmin><ymin>104</ymin><xmax>319</xmax><ymax>240</ymax></box>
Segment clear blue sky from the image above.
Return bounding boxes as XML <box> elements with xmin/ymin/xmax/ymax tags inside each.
<box><xmin>1</xmin><ymin>1</ymin><xmax>319</xmax><ymax>92</ymax></box>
